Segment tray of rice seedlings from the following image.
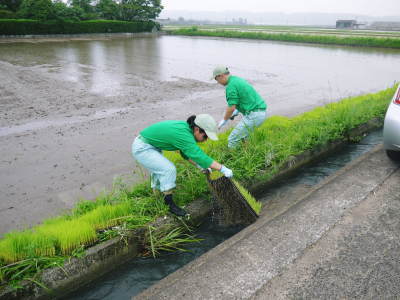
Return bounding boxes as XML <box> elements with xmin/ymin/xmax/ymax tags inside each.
<box><xmin>37</xmin><ymin>219</ymin><xmax>97</xmax><ymax>256</ymax></box>
<box><xmin>0</xmin><ymin>231</ymin><xmax>56</xmax><ymax>264</ymax></box>
<box><xmin>206</xmin><ymin>171</ymin><xmax>261</xmax><ymax>226</ymax></box>
<box><xmin>79</xmin><ymin>201</ymin><xmax>134</xmax><ymax>231</ymax></box>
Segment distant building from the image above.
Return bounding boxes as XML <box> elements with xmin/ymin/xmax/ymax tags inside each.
<box><xmin>336</xmin><ymin>20</ymin><xmax>364</xmax><ymax>29</ymax></box>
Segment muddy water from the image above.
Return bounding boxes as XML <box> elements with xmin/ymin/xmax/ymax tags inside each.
<box><xmin>0</xmin><ymin>35</ymin><xmax>399</xmax><ymax>236</ymax></box>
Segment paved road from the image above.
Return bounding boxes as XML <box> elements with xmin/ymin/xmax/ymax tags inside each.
<box><xmin>136</xmin><ymin>144</ymin><xmax>400</xmax><ymax>299</ymax></box>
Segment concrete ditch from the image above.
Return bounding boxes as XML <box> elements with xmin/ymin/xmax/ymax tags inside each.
<box><xmin>0</xmin><ymin>118</ymin><xmax>383</xmax><ymax>300</ymax></box>
<box><xmin>136</xmin><ymin>144</ymin><xmax>400</xmax><ymax>299</ymax></box>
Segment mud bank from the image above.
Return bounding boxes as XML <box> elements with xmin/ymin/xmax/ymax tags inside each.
<box><xmin>0</xmin><ymin>32</ymin><xmax>163</xmax><ymax>43</ymax></box>
<box><xmin>0</xmin><ymin>118</ymin><xmax>383</xmax><ymax>300</ymax></box>
<box><xmin>0</xmin><ymin>55</ymin><xmax>225</xmax><ymax>236</ymax></box>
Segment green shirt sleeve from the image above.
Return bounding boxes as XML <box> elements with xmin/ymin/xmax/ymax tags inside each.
<box><xmin>177</xmin><ymin>140</ymin><xmax>213</xmax><ymax>169</ymax></box>
<box><xmin>180</xmin><ymin>150</ymin><xmax>188</xmax><ymax>160</ymax></box>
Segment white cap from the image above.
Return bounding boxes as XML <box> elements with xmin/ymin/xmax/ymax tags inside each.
<box><xmin>194</xmin><ymin>114</ymin><xmax>218</xmax><ymax>141</ymax></box>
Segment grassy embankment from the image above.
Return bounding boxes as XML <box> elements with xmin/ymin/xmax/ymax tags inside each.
<box><xmin>169</xmin><ymin>27</ymin><xmax>400</xmax><ymax>49</ymax></box>
<box><xmin>0</xmin><ymin>84</ymin><xmax>398</xmax><ymax>289</ymax></box>
<box><xmin>164</xmin><ymin>25</ymin><xmax>400</xmax><ymax>38</ymax></box>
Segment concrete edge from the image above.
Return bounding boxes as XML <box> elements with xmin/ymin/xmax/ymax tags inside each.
<box><xmin>0</xmin><ymin>118</ymin><xmax>383</xmax><ymax>300</ymax></box>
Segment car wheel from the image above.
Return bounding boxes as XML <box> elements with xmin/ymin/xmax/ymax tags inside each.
<box><xmin>386</xmin><ymin>150</ymin><xmax>400</xmax><ymax>161</ymax></box>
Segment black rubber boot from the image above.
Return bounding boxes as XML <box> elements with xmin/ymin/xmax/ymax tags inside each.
<box><xmin>164</xmin><ymin>194</ymin><xmax>187</xmax><ymax>217</ymax></box>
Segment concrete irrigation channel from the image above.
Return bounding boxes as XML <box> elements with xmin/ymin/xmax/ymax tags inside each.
<box><xmin>136</xmin><ymin>143</ymin><xmax>400</xmax><ymax>299</ymax></box>
<box><xmin>2</xmin><ymin>120</ymin><xmax>400</xmax><ymax>299</ymax></box>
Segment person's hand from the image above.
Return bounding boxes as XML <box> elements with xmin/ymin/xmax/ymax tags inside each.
<box><xmin>220</xmin><ymin>165</ymin><xmax>233</xmax><ymax>178</ymax></box>
<box><xmin>218</xmin><ymin>119</ymin><xmax>228</xmax><ymax>129</ymax></box>
<box><xmin>202</xmin><ymin>168</ymin><xmax>212</xmax><ymax>174</ymax></box>
<box><xmin>196</xmin><ymin>164</ymin><xmax>211</xmax><ymax>174</ymax></box>
<box><xmin>230</xmin><ymin>109</ymin><xmax>239</xmax><ymax>120</ymax></box>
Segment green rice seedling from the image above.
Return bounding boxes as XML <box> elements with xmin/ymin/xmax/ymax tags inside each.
<box><xmin>209</xmin><ymin>170</ymin><xmax>223</xmax><ymax>180</ymax></box>
<box><xmin>232</xmin><ymin>179</ymin><xmax>262</xmax><ymax>215</ymax></box>
<box><xmin>0</xmin><ymin>231</ymin><xmax>56</xmax><ymax>263</ymax></box>
<box><xmin>143</xmin><ymin>225</ymin><xmax>202</xmax><ymax>258</ymax></box>
<box><xmin>37</xmin><ymin>220</ymin><xmax>97</xmax><ymax>255</ymax></box>
<box><xmin>79</xmin><ymin>201</ymin><xmax>133</xmax><ymax>230</ymax></box>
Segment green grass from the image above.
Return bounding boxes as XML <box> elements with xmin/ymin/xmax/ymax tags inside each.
<box><xmin>164</xmin><ymin>24</ymin><xmax>400</xmax><ymax>38</ymax></box>
<box><xmin>169</xmin><ymin>28</ymin><xmax>400</xmax><ymax>49</ymax></box>
<box><xmin>0</xmin><ymin>83</ymin><xmax>397</xmax><ymax>290</ymax></box>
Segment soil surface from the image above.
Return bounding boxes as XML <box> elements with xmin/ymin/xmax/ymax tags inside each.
<box><xmin>0</xmin><ymin>39</ymin><xmax>232</xmax><ymax>236</ymax></box>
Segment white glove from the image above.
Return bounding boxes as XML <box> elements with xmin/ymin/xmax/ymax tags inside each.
<box><xmin>230</xmin><ymin>109</ymin><xmax>239</xmax><ymax>120</ymax></box>
<box><xmin>220</xmin><ymin>165</ymin><xmax>233</xmax><ymax>178</ymax></box>
<box><xmin>218</xmin><ymin>119</ymin><xmax>228</xmax><ymax>129</ymax></box>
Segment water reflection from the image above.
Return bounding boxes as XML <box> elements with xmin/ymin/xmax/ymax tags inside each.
<box><xmin>0</xmin><ymin>36</ymin><xmax>399</xmax><ymax>101</ymax></box>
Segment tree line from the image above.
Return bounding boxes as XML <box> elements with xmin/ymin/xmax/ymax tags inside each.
<box><xmin>0</xmin><ymin>0</ymin><xmax>163</xmax><ymax>22</ymax></box>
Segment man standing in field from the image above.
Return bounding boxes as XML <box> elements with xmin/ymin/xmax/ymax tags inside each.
<box><xmin>213</xmin><ymin>66</ymin><xmax>267</xmax><ymax>148</ymax></box>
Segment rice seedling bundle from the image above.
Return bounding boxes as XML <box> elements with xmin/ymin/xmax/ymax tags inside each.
<box><xmin>143</xmin><ymin>225</ymin><xmax>201</xmax><ymax>258</ymax></box>
<box><xmin>0</xmin><ymin>231</ymin><xmax>55</xmax><ymax>263</ymax></box>
<box><xmin>232</xmin><ymin>179</ymin><xmax>262</xmax><ymax>215</ymax></box>
<box><xmin>207</xmin><ymin>171</ymin><xmax>260</xmax><ymax>225</ymax></box>
<box><xmin>37</xmin><ymin>220</ymin><xmax>97</xmax><ymax>255</ymax></box>
<box><xmin>79</xmin><ymin>202</ymin><xmax>133</xmax><ymax>230</ymax></box>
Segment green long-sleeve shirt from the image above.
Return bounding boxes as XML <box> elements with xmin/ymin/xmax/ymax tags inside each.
<box><xmin>226</xmin><ymin>75</ymin><xmax>266</xmax><ymax>115</ymax></box>
<box><xmin>140</xmin><ymin>120</ymin><xmax>213</xmax><ymax>168</ymax></box>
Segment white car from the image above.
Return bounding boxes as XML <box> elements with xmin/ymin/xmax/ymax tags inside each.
<box><xmin>383</xmin><ymin>84</ymin><xmax>400</xmax><ymax>161</ymax></box>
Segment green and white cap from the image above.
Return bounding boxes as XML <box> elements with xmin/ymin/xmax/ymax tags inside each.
<box><xmin>211</xmin><ymin>65</ymin><xmax>229</xmax><ymax>80</ymax></box>
<box><xmin>194</xmin><ymin>114</ymin><xmax>219</xmax><ymax>141</ymax></box>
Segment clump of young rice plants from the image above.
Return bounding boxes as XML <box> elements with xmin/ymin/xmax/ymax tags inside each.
<box><xmin>37</xmin><ymin>220</ymin><xmax>97</xmax><ymax>255</ymax></box>
<box><xmin>0</xmin><ymin>231</ymin><xmax>56</xmax><ymax>263</ymax></box>
<box><xmin>142</xmin><ymin>225</ymin><xmax>202</xmax><ymax>258</ymax></box>
<box><xmin>79</xmin><ymin>201</ymin><xmax>133</xmax><ymax>230</ymax></box>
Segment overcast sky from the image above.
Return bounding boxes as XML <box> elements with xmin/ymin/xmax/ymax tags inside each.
<box><xmin>161</xmin><ymin>0</ymin><xmax>400</xmax><ymax>17</ymax></box>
